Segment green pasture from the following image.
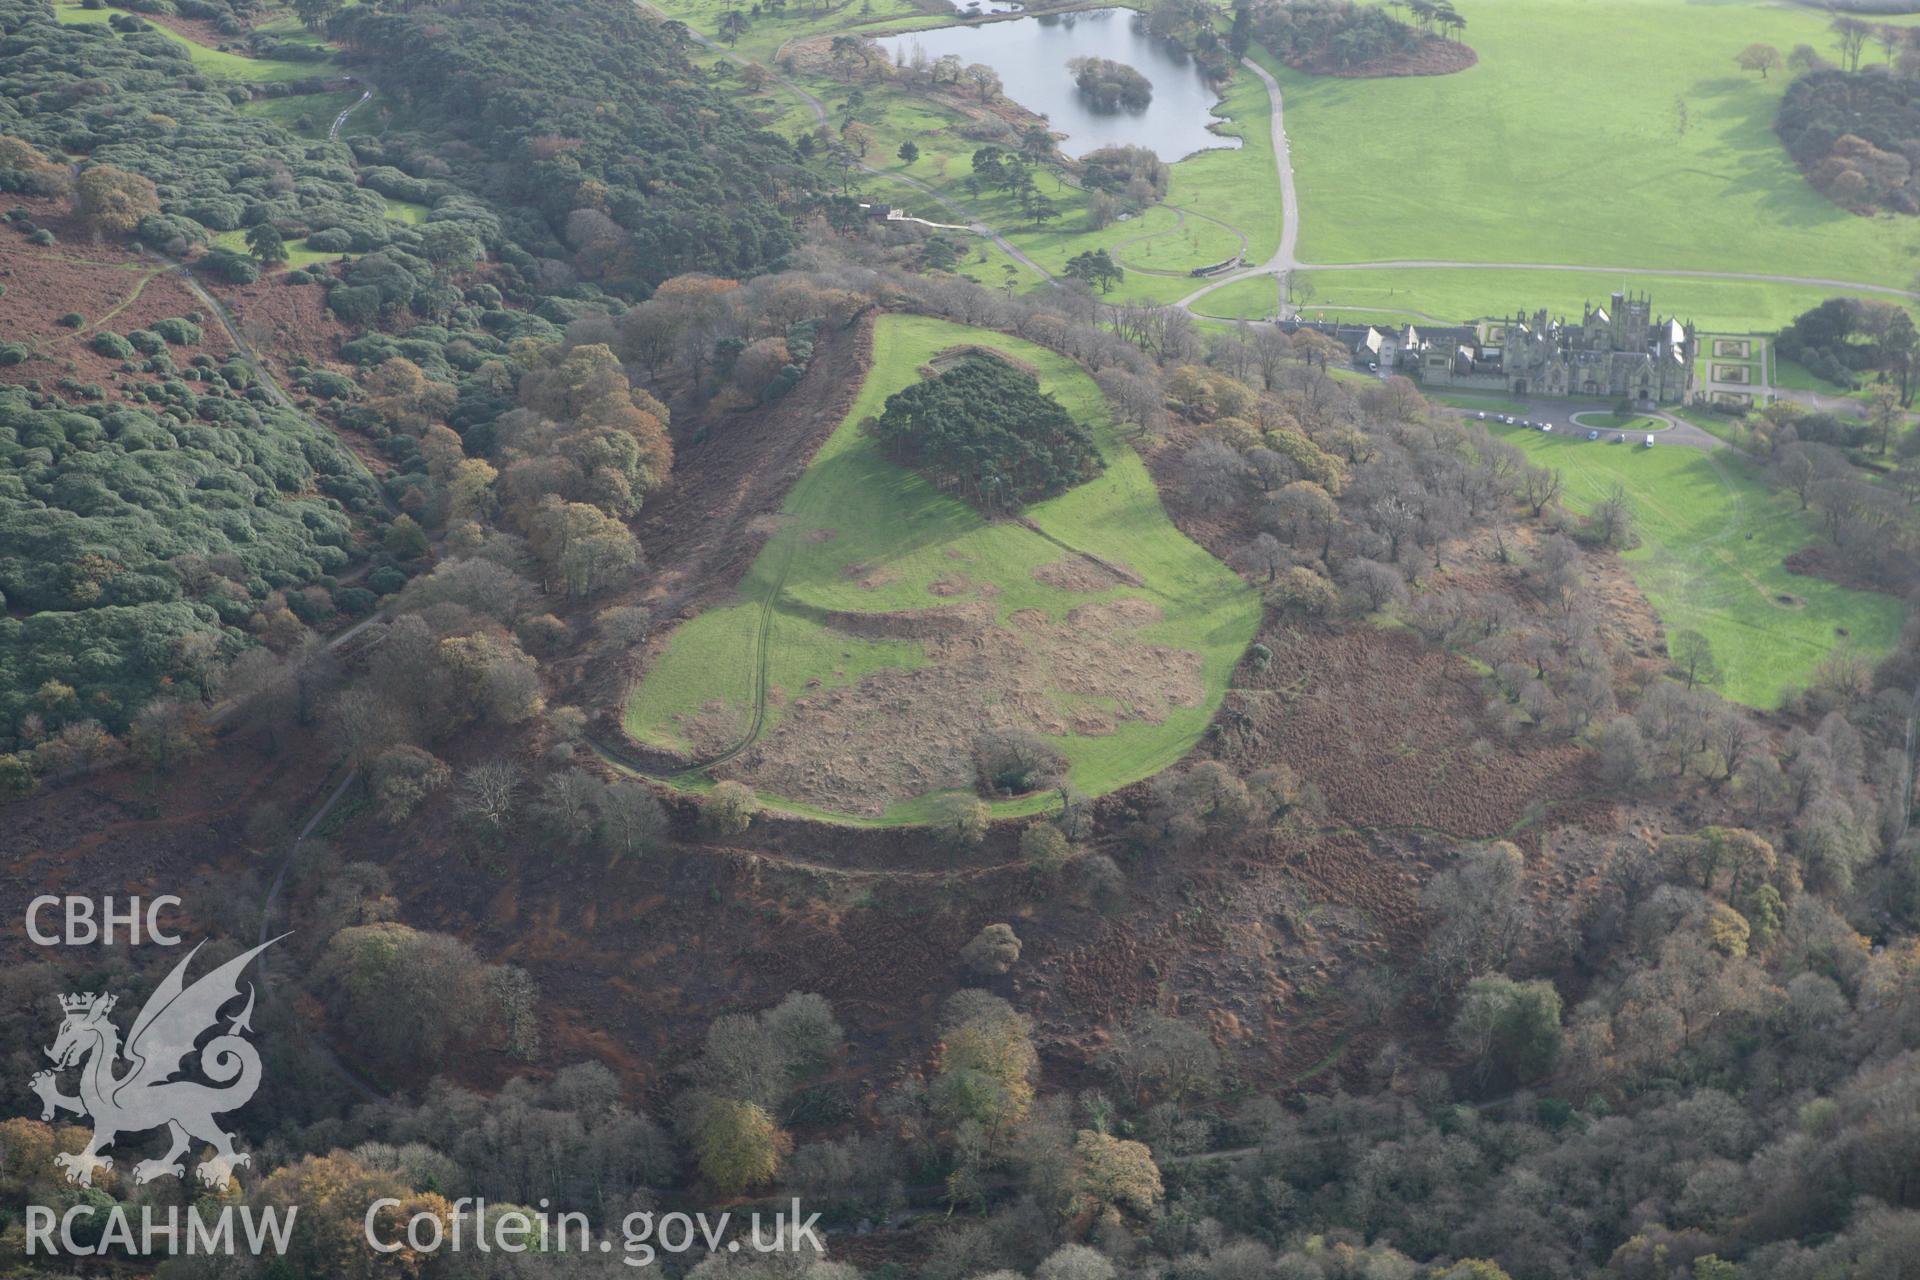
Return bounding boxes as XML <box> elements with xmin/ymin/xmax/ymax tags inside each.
<box><xmin>381</xmin><ymin>196</ymin><xmax>432</xmax><ymax>224</ymax></box>
<box><xmin>1192</xmin><ymin>272</ymin><xmax>1282</xmax><ymax>321</ymax></box>
<box><xmin>624</xmin><ymin>314</ymin><xmax>1261</xmax><ymax>822</ymax></box>
<box><xmin>238</xmin><ymin>88</ymin><xmax>359</xmax><ymax>137</ymax></box>
<box><xmin>1276</xmin><ymin>0</ymin><xmax>1920</xmax><ymax>287</ymax></box>
<box><xmin>1489</xmin><ymin>425</ymin><xmax>1901</xmax><ymax>708</ymax></box>
<box><xmin>1771</xmin><ymin>355</ymin><xmax>1877</xmax><ymax>404</ymax></box>
<box><xmin>56</xmin><ymin>1</ymin><xmax>336</xmax><ymax>80</ymax></box>
<box><xmin>1291</xmin><ymin>267</ymin><xmax>1901</xmax><ymax>336</ymax></box>
<box><xmin>211</xmin><ymin>228</ymin><xmax>342</xmax><ymax>268</ymax></box>
<box><xmin>1430</xmin><ymin>390</ymin><xmax>1536</xmax><ymax>415</ymax></box>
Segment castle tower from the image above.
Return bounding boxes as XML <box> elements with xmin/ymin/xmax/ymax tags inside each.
<box><xmin>1612</xmin><ymin>290</ymin><xmax>1651</xmax><ymax>352</ymax></box>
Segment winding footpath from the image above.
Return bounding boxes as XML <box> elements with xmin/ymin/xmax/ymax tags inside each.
<box><xmin>327</xmin><ymin>88</ymin><xmax>371</xmax><ymax>142</ymax></box>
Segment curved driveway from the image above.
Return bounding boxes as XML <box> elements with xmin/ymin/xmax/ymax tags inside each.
<box><xmin>1176</xmin><ymin>53</ymin><xmax>1298</xmax><ymax>311</ymax></box>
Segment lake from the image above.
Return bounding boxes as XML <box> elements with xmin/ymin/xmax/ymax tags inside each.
<box><xmin>876</xmin><ymin>8</ymin><xmax>1239</xmax><ymax>161</ymax></box>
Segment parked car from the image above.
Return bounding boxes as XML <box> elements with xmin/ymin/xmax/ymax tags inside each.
<box><xmin>1645</xmin><ymin>434</ymin><xmax>1655</xmax><ymax>446</ymax></box>
<box><xmin>1476</xmin><ymin>411</ymin><xmax>1487</xmax><ymax>420</ymax></box>
<box><xmin>1587</xmin><ymin>429</ymin><xmax>1599</xmax><ymax>440</ymax></box>
<box><xmin>1541</xmin><ymin>423</ymin><xmax>1552</xmax><ymax>432</ymax></box>
<box><xmin>1614</xmin><ymin>433</ymin><xmax>1625</xmax><ymax>443</ymax></box>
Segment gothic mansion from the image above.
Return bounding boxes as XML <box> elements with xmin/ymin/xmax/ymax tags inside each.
<box><xmin>1414</xmin><ymin>291</ymin><xmax>1697</xmax><ymax>405</ymax></box>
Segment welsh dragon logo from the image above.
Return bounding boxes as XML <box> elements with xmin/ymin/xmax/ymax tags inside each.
<box><xmin>29</xmin><ymin>937</ymin><xmax>282</xmax><ymax>1188</ymax></box>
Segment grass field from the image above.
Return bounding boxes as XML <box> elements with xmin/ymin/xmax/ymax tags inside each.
<box><xmin>1771</xmin><ymin>355</ymin><xmax>1875</xmax><ymax>404</ymax></box>
<box><xmin>624</xmin><ymin>314</ymin><xmax>1261</xmax><ymax>822</ymax></box>
<box><xmin>1193</xmin><ymin>272</ymin><xmax>1281</xmax><ymax>321</ymax></box>
<box><xmin>210</xmin><ymin>229</ymin><xmax>342</xmax><ymax>268</ymax></box>
<box><xmin>1290</xmin><ymin>267</ymin><xmax>1896</xmax><ymax>336</ymax></box>
<box><xmin>381</xmin><ymin>197</ymin><xmax>432</xmax><ymax>225</ymax></box>
<box><xmin>238</xmin><ymin>88</ymin><xmax>359</xmax><ymax>137</ymax></box>
<box><xmin>56</xmin><ymin>1</ymin><xmax>336</xmax><ymax>80</ymax></box>
<box><xmin>1489</xmin><ymin>426</ymin><xmax>1901</xmax><ymax>707</ymax></box>
<box><xmin>1277</xmin><ymin>0</ymin><xmax>1920</xmax><ymax>291</ymax></box>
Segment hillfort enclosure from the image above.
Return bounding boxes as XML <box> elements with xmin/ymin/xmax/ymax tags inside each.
<box><xmin>4</xmin><ymin>0</ymin><xmax>1920</xmax><ymax>1276</ymax></box>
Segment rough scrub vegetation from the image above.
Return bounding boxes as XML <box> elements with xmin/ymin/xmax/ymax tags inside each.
<box><xmin>332</xmin><ymin>0</ymin><xmax>799</xmax><ymax>289</ymax></box>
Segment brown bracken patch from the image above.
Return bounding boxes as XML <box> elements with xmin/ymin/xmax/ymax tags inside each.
<box><xmin>1031</xmin><ymin>557</ymin><xmax>1127</xmax><ymax>592</ymax></box>
<box><xmin>715</xmin><ymin>596</ymin><xmax>1202</xmax><ymax>815</ymax></box>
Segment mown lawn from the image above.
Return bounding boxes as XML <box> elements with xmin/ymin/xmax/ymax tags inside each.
<box><xmin>1290</xmin><ymin>267</ymin><xmax>1898</xmax><ymax>336</ymax></box>
<box><xmin>625</xmin><ymin>314</ymin><xmax>1261</xmax><ymax>822</ymax></box>
<box><xmin>1489</xmin><ymin>425</ymin><xmax>1902</xmax><ymax>708</ymax></box>
<box><xmin>1771</xmin><ymin>355</ymin><xmax>1876</xmax><ymax>404</ymax></box>
<box><xmin>1278</xmin><ymin>0</ymin><xmax>1920</xmax><ymax>288</ymax></box>
<box><xmin>1192</xmin><ymin>272</ymin><xmax>1281</xmax><ymax>320</ymax></box>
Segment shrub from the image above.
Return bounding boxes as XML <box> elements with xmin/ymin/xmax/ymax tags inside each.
<box><xmin>304</xmin><ymin>369</ymin><xmax>356</xmax><ymax>400</ymax></box>
<box><xmin>335</xmin><ymin>586</ymin><xmax>377</xmax><ymax>616</ymax></box>
<box><xmin>200</xmin><ymin>247</ymin><xmax>259</xmax><ymax>284</ymax></box>
<box><xmin>366</xmin><ymin>565</ymin><xmax>409</xmax><ymax>595</ymax></box>
<box><xmin>151</xmin><ymin>317</ymin><xmax>202</xmax><ymax>346</ymax></box>
<box><xmin>327</xmin><ymin>285</ymin><xmax>384</xmax><ymax>326</ymax></box>
<box><xmin>136</xmin><ymin>213</ymin><xmax>209</xmax><ymax>253</ymax></box>
<box><xmin>89</xmin><ymin>331</ymin><xmax>136</xmax><ymax>359</ymax></box>
<box><xmin>304</xmin><ymin>227</ymin><xmax>353</xmax><ymax>253</ymax></box>
<box><xmin>125</xmin><ymin>329</ymin><xmax>165</xmax><ymax>356</ymax></box>
<box><xmin>702</xmin><ymin>781</ymin><xmax>759</xmax><ymax>835</ymax></box>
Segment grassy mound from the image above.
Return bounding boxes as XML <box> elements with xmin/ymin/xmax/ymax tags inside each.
<box><xmin>623</xmin><ymin>315</ymin><xmax>1261</xmax><ymax>823</ymax></box>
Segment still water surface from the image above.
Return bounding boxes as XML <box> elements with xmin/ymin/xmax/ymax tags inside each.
<box><xmin>876</xmin><ymin>8</ymin><xmax>1238</xmax><ymax>161</ymax></box>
